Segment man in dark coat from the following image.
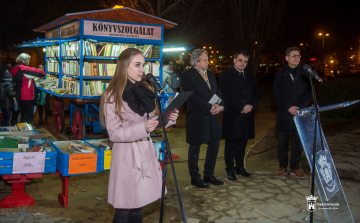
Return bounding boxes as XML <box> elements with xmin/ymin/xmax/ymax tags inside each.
<box><xmin>273</xmin><ymin>47</ymin><xmax>312</xmax><ymax>178</ymax></box>
<box><xmin>181</xmin><ymin>49</ymin><xmax>224</xmax><ymax>188</ymax></box>
<box><xmin>219</xmin><ymin>51</ymin><xmax>260</xmax><ymax>181</ymax></box>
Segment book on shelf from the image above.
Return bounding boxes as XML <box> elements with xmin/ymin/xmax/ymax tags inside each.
<box><xmin>61</xmin><ymin>77</ymin><xmax>80</xmax><ymax>95</ymax></box>
<box><xmin>144</xmin><ymin>61</ymin><xmax>160</xmax><ymax>77</ymax></box>
<box><xmin>61</xmin><ymin>41</ymin><xmax>79</xmax><ymax>57</ymax></box>
<box><xmin>83</xmin><ymin>62</ymin><xmax>116</xmax><ymax>76</ymax></box>
<box><xmin>83</xmin><ymin>81</ymin><xmax>110</xmax><ymax>97</ymax></box>
<box><xmin>46</xmin><ymin>45</ymin><xmax>59</xmax><ymax>57</ymax></box>
<box><xmin>47</xmin><ymin>59</ymin><xmax>59</xmax><ymax>73</ymax></box>
<box><xmin>62</xmin><ymin>60</ymin><xmax>80</xmax><ymax>75</ymax></box>
<box><xmin>82</xmin><ymin>41</ymin><xmax>158</xmax><ymax>58</ymax></box>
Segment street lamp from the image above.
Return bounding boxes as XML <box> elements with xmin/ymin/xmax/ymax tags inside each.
<box><xmin>319</xmin><ymin>33</ymin><xmax>329</xmax><ymax>51</ymax></box>
<box><xmin>319</xmin><ymin>33</ymin><xmax>330</xmax><ymax>77</ymax></box>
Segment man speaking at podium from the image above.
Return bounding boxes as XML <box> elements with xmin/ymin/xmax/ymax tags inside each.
<box><xmin>181</xmin><ymin>49</ymin><xmax>224</xmax><ymax>188</ymax></box>
<box><xmin>273</xmin><ymin>47</ymin><xmax>312</xmax><ymax>178</ymax></box>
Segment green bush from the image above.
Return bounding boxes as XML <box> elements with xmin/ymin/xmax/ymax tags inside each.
<box><xmin>317</xmin><ymin>78</ymin><xmax>360</xmax><ymax>118</ymax></box>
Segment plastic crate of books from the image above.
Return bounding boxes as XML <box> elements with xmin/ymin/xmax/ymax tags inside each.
<box><xmin>28</xmin><ymin>138</ymin><xmax>57</xmax><ymax>173</ymax></box>
<box><xmin>0</xmin><ymin>137</ymin><xmax>56</xmax><ymax>175</ymax></box>
<box><xmin>51</xmin><ymin>140</ymin><xmax>99</xmax><ymax>177</ymax></box>
<box><xmin>0</xmin><ymin>126</ymin><xmax>19</xmax><ymax>132</ymax></box>
<box><xmin>84</xmin><ymin>138</ymin><xmax>113</xmax><ymax>171</ymax></box>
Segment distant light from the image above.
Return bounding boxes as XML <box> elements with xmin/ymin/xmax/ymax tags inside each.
<box><xmin>350</xmin><ymin>47</ymin><xmax>353</xmax><ymax>50</ymax></box>
<box><xmin>326</xmin><ymin>34</ymin><xmax>329</xmax><ymax>36</ymax></box>
<box><xmin>216</xmin><ymin>51</ymin><xmax>219</xmax><ymax>53</ymax></box>
<box><xmin>211</xmin><ymin>51</ymin><xmax>214</xmax><ymax>53</ymax></box>
<box><xmin>210</xmin><ymin>61</ymin><xmax>213</xmax><ymax>64</ymax></box>
<box><xmin>300</xmin><ymin>43</ymin><xmax>303</xmax><ymax>46</ymax></box>
<box><xmin>163</xmin><ymin>47</ymin><xmax>186</xmax><ymax>52</ymax></box>
<box><xmin>189</xmin><ymin>53</ymin><xmax>191</xmax><ymax>55</ymax></box>
<box><xmin>310</xmin><ymin>58</ymin><xmax>316</xmax><ymax>61</ymax></box>
<box><xmin>43</xmin><ymin>48</ymin><xmax>46</xmax><ymax>52</ymax></box>
<box><xmin>255</xmin><ymin>42</ymin><xmax>258</xmax><ymax>44</ymax></box>
<box><xmin>209</xmin><ymin>47</ymin><xmax>212</xmax><ymax>49</ymax></box>
<box><xmin>330</xmin><ymin>60</ymin><xmax>334</xmax><ymax>63</ymax></box>
<box><xmin>319</xmin><ymin>33</ymin><xmax>322</xmax><ymax>36</ymax></box>
<box><xmin>181</xmin><ymin>53</ymin><xmax>184</xmax><ymax>55</ymax></box>
<box><xmin>203</xmin><ymin>46</ymin><xmax>206</xmax><ymax>49</ymax></box>
<box><xmin>113</xmin><ymin>5</ymin><xmax>124</xmax><ymax>9</ymax></box>
<box><xmin>176</xmin><ymin>61</ymin><xmax>178</xmax><ymax>63</ymax></box>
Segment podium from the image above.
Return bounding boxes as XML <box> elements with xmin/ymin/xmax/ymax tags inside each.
<box><xmin>294</xmin><ymin>101</ymin><xmax>358</xmax><ymax>222</ymax></box>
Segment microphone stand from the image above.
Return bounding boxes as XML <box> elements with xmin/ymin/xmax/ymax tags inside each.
<box><xmin>308</xmin><ymin>77</ymin><xmax>325</xmax><ymax>223</ymax></box>
<box><xmin>150</xmin><ymin>88</ymin><xmax>187</xmax><ymax>223</ymax></box>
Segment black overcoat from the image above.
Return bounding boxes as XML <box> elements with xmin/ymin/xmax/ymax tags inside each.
<box><xmin>219</xmin><ymin>66</ymin><xmax>260</xmax><ymax>140</ymax></box>
<box><xmin>181</xmin><ymin>67</ymin><xmax>223</xmax><ymax>144</ymax></box>
<box><xmin>273</xmin><ymin>65</ymin><xmax>312</xmax><ymax>131</ymax></box>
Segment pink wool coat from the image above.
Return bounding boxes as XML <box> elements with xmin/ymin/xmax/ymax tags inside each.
<box><xmin>106</xmin><ymin>100</ymin><xmax>174</xmax><ymax>209</ymax></box>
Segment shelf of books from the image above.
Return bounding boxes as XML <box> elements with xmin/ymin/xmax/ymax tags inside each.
<box><xmin>32</xmin><ymin>18</ymin><xmax>165</xmax><ymax>100</ymax></box>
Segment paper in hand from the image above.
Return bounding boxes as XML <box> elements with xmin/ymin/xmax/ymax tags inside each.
<box><xmin>208</xmin><ymin>94</ymin><xmax>221</xmax><ymax>105</ymax></box>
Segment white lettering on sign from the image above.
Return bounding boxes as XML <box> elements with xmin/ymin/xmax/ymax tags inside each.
<box><xmin>83</xmin><ymin>20</ymin><xmax>162</xmax><ymax>40</ymax></box>
<box><xmin>12</xmin><ymin>152</ymin><xmax>46</xmax><ymax>174</ymax></box>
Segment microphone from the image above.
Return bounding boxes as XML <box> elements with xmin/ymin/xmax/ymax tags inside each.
<box><xmin>302</xmin><ymin>64</ymin><xmax>323</xmax><ymax>83</ymax></box>
<box><xmin>146</xmin><ymin>73</ymin><xmax>164</xmax><ymax>95</ymax></box>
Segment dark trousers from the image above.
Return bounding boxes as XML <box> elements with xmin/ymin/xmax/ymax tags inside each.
<box><xmin>18</xmin><ymin>100</ymin><xmax>35</xmax><ymax>123</ymax></box>
<box><xmin>224</xmin><ymin>138</ymin><xmax>248</xmax><ymax>173</ymax></box>
<box><xmin>38</xmin><ymin>93</ymin><xmax>50</xmax><ymax>122</ymax></box>
<box><xmin>113</xmin><ymin>208</ymin><xmax>142</xmax><ymax>223</ymax></box>
<box><xmin>278</xmin><ymin>130</ymin><xmax>303</xmax><ymax>169</ymax></box>
<box><xmin>0</xmin><ymin>108</ymin><xmax>13</xmax><ymax>126</ymax></box>
<box><xmin>188</xmin><ymin>141</ymin><xmax>220</xmax><ymax>179</ymax></box>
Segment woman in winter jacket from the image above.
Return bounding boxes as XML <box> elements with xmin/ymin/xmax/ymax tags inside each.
<box><xmin>9</xmin><ymin>53</ymin><xmax>46</xmax><ymax>123</ymax></box>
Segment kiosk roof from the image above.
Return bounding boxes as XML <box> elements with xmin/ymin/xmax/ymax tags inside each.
<box><xmin>34</xmin><ymin>7</ymin><xmax>177</xmax><ymax>32</ymax></box>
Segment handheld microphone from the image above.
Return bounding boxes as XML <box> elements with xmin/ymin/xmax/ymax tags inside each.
<box><xmin>302</xmin><ymin>64</ymin><xmax>323</xmax><ymax>83</ymax></box>
<box><xmin>146</xmin><ymin>73</ymin><xmax>164</xmax><ymax>95</ymax></box>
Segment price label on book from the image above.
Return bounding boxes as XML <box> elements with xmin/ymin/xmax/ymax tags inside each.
<box><xmin>12</xmin><ymin>152</ymin><xmax>45</xmax><ymax>174</ymax></box>
<box><xmin>68</xmin><ymin>153</ymin><xmax>97</xmax><ymax>174</ymax></box>
<box><xmin>104</xmin><ymin>150</ymin><xmax>112</xmax><ymax>170</ymax></box>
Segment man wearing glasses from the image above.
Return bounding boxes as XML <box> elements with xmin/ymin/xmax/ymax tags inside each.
<box><xmin>273</xmin><ymin>47</ymin><xmax>312</xmax><ymax>178</ymax></box>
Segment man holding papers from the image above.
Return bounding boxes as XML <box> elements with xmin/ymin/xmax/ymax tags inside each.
<box><xmin>181</xmin><ymin>49</ymin><xmax>224</xmax><ymax>188</ymax></box>
<box><xmin>219</xmin><ymin>51</ymin><xmax>260</xmax><ymax>181</ymax></box>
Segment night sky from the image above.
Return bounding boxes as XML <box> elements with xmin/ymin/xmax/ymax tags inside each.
<box><xmin>1</xmin><ymin>0</ymin><xmax>359</xmax><ymax>55</ymax></box>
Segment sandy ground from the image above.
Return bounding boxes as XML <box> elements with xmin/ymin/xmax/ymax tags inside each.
<box><xmin>1</xmin><ymin>81</ymin><xmax>360</xmax><ymax>222</ymax></box>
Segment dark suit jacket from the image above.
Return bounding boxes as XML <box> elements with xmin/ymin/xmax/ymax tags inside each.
<box><xmin>219</xmin><ymin>66</ymin><xmax>260</xmax><ymax>140</ymax></box>
<box><xmin>181</xmin><ymin>67</ymin><xmax>223</xmax><ymax>144</ymax></box>
<box><xmin>273</xmin><ymin>65</ymin><xmax>312</xmax><ymax>131</ymax></box>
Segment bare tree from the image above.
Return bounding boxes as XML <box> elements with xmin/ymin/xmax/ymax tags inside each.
<box><xmin>228</xmin><ymin>0</ymin><xmax>287</xmax><ymax>75</ymax></box>
<box><xmin>99</xmin><ymin>0</ymin><xmax>183</xmax><ymax>17</ymax></box>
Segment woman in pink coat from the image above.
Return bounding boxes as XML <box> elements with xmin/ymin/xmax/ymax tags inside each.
<box><xmin>100</xmin><ymin>48</ymin><xmax>178</xmax><ymax>223</ymax></box>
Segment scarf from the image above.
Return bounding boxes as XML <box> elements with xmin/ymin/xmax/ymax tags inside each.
<box><xmin>122</xmin><ymin>80</ymin><xmax>155</xmax><ymax>117</ymax></box>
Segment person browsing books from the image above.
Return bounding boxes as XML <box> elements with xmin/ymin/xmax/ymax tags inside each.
<box><xmin>181</xmin><ymin>49</ymin><xmax>224</xmax><ymax>188</ymax></box>
<box><xmin>9</xmin><ymin>53</ymin><xmax>46</xmax><ymax>124</ymax></box>
<box><xmin>219</xmin><ymin>51</ymin><xmax>260</xmax><ymax>181</ymax></box>
<box><xmin>99</xmin><ymin>48</ymin><xmax>179</xmax><ymax>223</ymax></box>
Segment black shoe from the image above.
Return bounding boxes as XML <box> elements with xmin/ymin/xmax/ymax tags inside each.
<box><xmin>236</xmin><ymin>167</ymin><xmax>251</xmax><ymax>177</ymax></box>
<box><xmin>203</xmin><ymin>176</ymin><xmax>224</xmax><ymax>185</ymax></box>
<box><xmin>191</xmin><ymin>178</ymin><xmax>209</xmax><ymax>188</ymax></box>
<box><xmin>227</xmin><ymin>172</ymin><xmax>237</xmax><ymax>181</ymax></box>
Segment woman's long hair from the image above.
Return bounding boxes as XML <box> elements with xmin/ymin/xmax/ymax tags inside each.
<box><xmin>100</xmin><ymin>48</ymin><xmax>146</xmax><ymax>128</ymax></box>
